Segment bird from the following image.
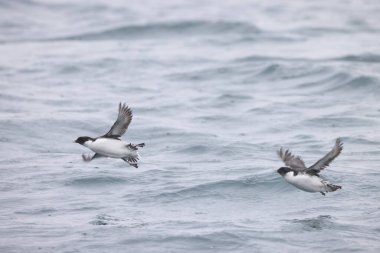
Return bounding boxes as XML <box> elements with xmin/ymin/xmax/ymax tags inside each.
<box><xmin>74</xmin><ymin>103</ymin><xmax>145</xmax><ymax>168</ymax></box>
<box><xmin>277</xmin><ymin>138</ymin><xmax>343</xmax><ymax>195</ymax></box>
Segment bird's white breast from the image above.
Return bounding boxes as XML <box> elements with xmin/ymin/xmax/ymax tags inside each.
<box><xmin>284</xmin><ymin>172</ymin><xmax>326</xmax><ymax>193</ymax></box>
<box><xmin>85</xmin><ymin>138</ymin><xmax>136</xmax><ymax>158</ymax></box>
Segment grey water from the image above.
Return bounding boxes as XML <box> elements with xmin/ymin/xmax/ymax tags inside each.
<box><xmin>1</xmin><ymin>0</ymin><xmax>380</xmax><ymax>252</ymax></box>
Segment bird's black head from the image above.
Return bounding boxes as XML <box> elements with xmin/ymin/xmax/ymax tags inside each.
<box><xmin>74</xmin><ymin>136</ymin><xmax>93</xmax><ymax>145</ymax></box>
<box><xmin>277</xmin><ymin>167</ymin><xmax>292</xmax><ymax>176</ymax></box>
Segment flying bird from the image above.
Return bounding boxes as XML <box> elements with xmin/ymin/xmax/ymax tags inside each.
<box><xmin>277</xmin><ymin>138</ymin><xmax>343</xmax><ymax>195</ymax></box>
<box><xmin>74</xmin><ymin>103</ymin><xmax>145</xmax><ymax>168</ymax></box>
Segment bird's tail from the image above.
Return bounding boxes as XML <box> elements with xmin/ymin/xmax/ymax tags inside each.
<box><xmin>326</xmin><ymin>183</ymin><xmax>342</xmax><ymax>192</ymax></box>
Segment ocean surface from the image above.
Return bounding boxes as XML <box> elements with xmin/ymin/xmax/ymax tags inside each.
<box><xmin>1</xmin><ymin>0</ymin><xmax>380</xmax><ymax>252</ymax></box>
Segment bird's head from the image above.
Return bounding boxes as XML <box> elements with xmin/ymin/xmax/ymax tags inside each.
<box><xmin>277</xmin><ymin>167</ymin><xmax>292</xmax><ymax>176</ymax></box>
<box><xmin>74</xmin><ymin>136</ymin><xmax>94</xmax><ymax>146</ymax></box>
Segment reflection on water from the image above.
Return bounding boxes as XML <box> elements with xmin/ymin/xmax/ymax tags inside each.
<box><xmin>290</xmin><ymin>215</ymin><xmax>334</xmax><ymax>231</ymax></box>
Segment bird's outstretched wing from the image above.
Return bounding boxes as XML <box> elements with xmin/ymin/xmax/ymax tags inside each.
<box><xmin>307</xmin><ymin>138</ymin><xmax>343</xmax><ymax>173</ymax></box>
<box><xmin>103</xmin><ymin>103</ymin><xmax>133</xmax><ymax>137</ymax></box>
<box><xmin>277</xmin><ymin>147</ymin><xmax>307</xmax><ymax>171</ymax></box>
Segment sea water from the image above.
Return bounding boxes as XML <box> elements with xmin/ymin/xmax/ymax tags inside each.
<box><xmin>0</xmin><ymin>0</ymin><xmax>380</xmax><ymax>252</ymax></box>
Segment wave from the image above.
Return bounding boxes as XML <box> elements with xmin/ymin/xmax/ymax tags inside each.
<box><xmin>296</xmin><ymin>72</ymin><xmax>350</xmax><ymax>89</ymax></box>
<box><xmin>327</xmin><ymin>75</ymin><xmax>380</xmax><ymax>93</ymax></box>
<box><xmin>120</xmin><ymin>230</ymin><xmax>248</xmax><ymax>251</ymax></box>
<box><xmin>65</xmin><ymin>175</ymin><xmax>128</xmax><ymax>187</ymax></box>
<box><xmin>245</xmin><ymin>61</ymin><xmax>380</xmax><ymax>96</ymax></box>
<box><xmin>332</xmin><ymin>54</ymin><xmax>380</xmax><ymax>63</ymax></box>
<box><xmin>144</xmin><ymin>173</ymin><xmax>284</xmax><ymax>203</ymax></box>
<box><xmin>167</xmin><ymin>66</ymin><xmax>243</xmax><ymax>82</ymax></box>
<box><xmin>292</xmin><ymin>26</ymin><xmax>367</xmax><ymax>35</ymax></box>
<box><xmin>56</xmin><ymin>21</ymin><xmax>260</xmax><ymax>41</ymax></box>
<box><xmin>15</xmin><ymin>207</ymin><xmax>57</xmax><ymax>215</ymax></box>
<box><xmin>159</xmin><ymin>231</ymin><xmax>245</xmax><ymax>250</ymax></box>
<box><xmin>247</xmin><ymin>62</ymin><xmax>331</xmax><ymax>82</ymax></box>
<box><xmin>293</xmin><ymin>71</ymin><xmax>380</xmax><ymax>98</ymax></box>
<box><xmin>303</xmin><ymin>116</ymin><xmax>375</xmax><ymax>128</ymax></box>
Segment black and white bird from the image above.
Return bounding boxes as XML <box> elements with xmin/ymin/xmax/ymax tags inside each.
<box><xmin>74</xmin><ymin>103</ymin><xmax>145</xmax><ymax>168</ymax></box>
<box><xmin>277</xmin><ymin>138</ymin><xmax>343</xmax><ymax>195</ymax></box>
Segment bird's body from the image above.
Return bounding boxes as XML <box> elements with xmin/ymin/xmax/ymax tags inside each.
<box><xmin>83</xmin><ymin>138</ymin><xmax>138</xmax><ymax>158</ymax></box>
<box><xmin>283</xmin><ymin>171</ymin><xmax>330</xmax><ymax>193</ymax></box>
<box><xmin>277</xmin><ymin>139</ymin><xmax>343</xmax><ymax>195</ymax></box>
<box><xmin>75</xmin><ymin>103</ymin><xmax>144</xmax><ymax>167</ymax></box>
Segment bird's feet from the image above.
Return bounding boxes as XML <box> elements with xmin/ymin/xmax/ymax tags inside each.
<box><xmin>82</xmin><ymin>154</ymin><xmax>92</xmax><ymax>162</ymax></box>
<box><xmin>320</xmin><ymin>192</ymin><xmax>326</xmax><ymax>196</ymax></box>
<box><xmin>127</xmin><ymin>143</ymin><xmax>145</xmax><ymax>150</ymax></box>
<box><xmin>127</xmin><ymin>143</ymin><xmax>138</xmax><ymax>150</ymax></box>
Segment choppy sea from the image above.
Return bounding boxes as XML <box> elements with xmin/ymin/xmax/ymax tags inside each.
<box><xmin>1</xmin><ymin>0</ymin><xmax>380</xmax><ymax>252</ymax></box>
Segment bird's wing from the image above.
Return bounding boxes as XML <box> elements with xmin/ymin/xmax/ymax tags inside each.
<box><xmin>103</xmin><ymin>103</ymin><xmax>133</xmax><ymax>137</ymax></box>
<box><xmin>277</xmin><ymin>147</ymin><xmax>307</xmax><ymax>171</ymax></box>
<box><xmin>307</xmin><ymin>138</ymin><xmax>343</xmax><ymax>173</ymax></box>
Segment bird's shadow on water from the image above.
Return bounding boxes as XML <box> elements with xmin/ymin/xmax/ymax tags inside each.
<box><xmin>288</xmin><ymin>215</ymin><xmax>335</xmax><ymax>231</ymax></box>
